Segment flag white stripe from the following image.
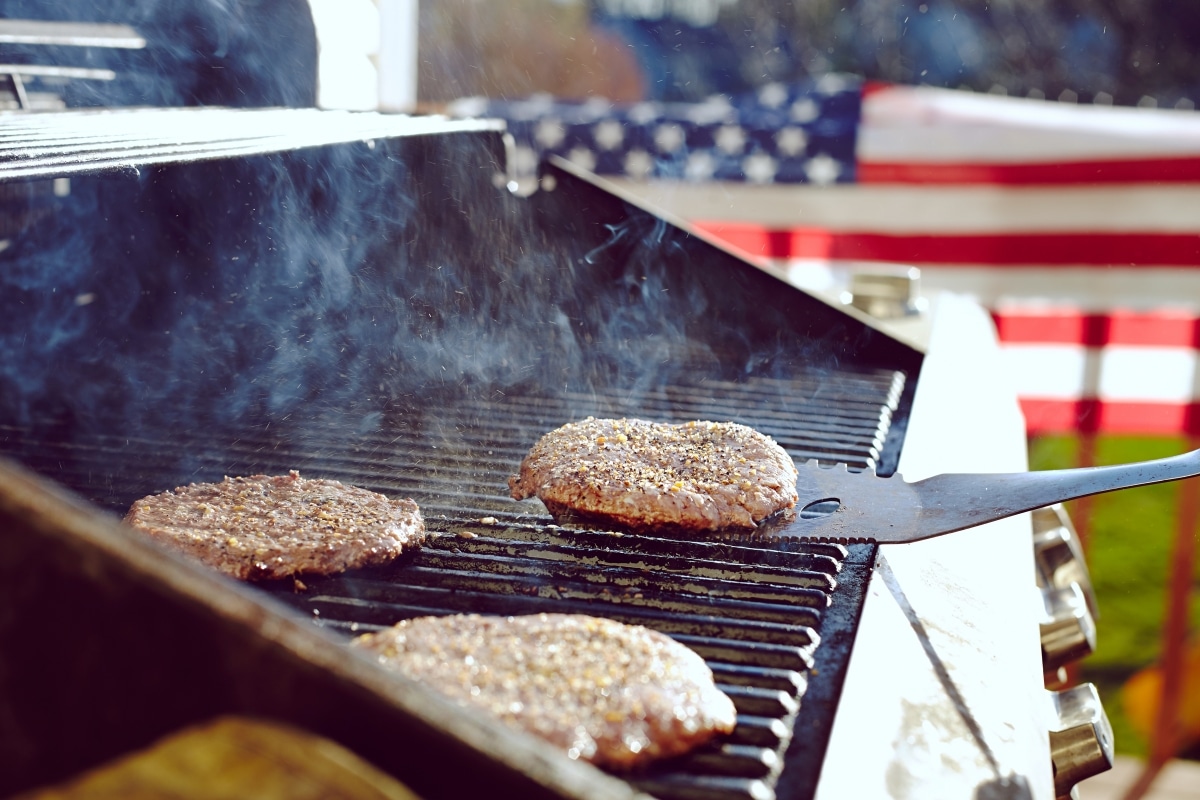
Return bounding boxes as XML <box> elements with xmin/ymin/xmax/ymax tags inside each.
<box><xmin>1097</xmin><ymin>348</ymin><xmax>1198</xmax><ymax>402</ymax></box>
<box><xmin>999</xmin><ymin>345</ymin><xmax>1200</xmax><ymax>403</ymax></box>
<box><xmin>860</xmin><ymin>85</ymin><xmax>1200</xmax><ymax>163</ymax></box>
<box><xmin>912</xmin><ymin>267</ymin><xmax>1200</xmax><ymax>312</ymax></box>
<box><xmin>607</xmin><ymin>180</ymin><xmax>1200</xmax><ymax>234</ymax></box>
<box><xmin>1000</xmin><ymin>345</ymin><xmax>1089</xmax><ymax>400</ymax></box>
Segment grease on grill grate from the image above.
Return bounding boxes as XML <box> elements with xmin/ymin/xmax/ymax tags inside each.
<box><xmin>262</xmin><ymin>521</ymin><xmax>847</xmax><ymax>800</ymax></box>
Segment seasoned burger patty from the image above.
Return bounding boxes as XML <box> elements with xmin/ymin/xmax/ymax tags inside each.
<box><xmin>125</xmin><ymin>471</ymin><xmax>424</xmax><ymax>580</ymax></box>
<box><xmin>509</xmin><ymin>417</ymin><xmax>798</xmax><ymax>534</ymax></box>
<box><xmin>352</xmin><ymin>613</ymin><xmax>737</xmax><ymax>769</ymax></box>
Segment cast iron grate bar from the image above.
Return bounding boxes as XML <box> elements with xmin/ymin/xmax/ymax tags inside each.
<box><xmin>421</xmin><ymin>535</ymin><xmax>839</xmax><ymax>592</ymax></box>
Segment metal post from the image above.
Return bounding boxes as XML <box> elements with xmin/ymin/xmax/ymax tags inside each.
<box><xmin>378</xmin><ymin>0</ymin><xmax>419</xmax><ymax>113</ymax></box>
<box><xmin>1121</xmin><ymin>435</ymin><xmax>1199</xmax><ymax>800</ymax></box>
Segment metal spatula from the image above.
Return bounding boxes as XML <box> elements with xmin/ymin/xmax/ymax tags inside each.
<box><xmin>767</xmin><ymin>448</ymin><xmax>1200</xmax><ymax>544</ymax></box>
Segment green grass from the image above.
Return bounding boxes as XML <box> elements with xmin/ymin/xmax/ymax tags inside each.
<box><xmin>1028</xmin><ymin>435</ymin><xmax>1200</xmax><ymax>758</ymax></box>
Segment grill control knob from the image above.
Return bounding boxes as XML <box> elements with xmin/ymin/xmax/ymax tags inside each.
<box><xmin>1040</xmin><ymin>583</ymin><xmax>1097</xmax><ymax>671</ymax></box>
<box><xmin>1048</xmin><ymin>683</ymin><xmax>1114</xmax><ymax>799</ymax></box>
<box><xmin>1032</xmin><ymin>505</ymin><xmax>1098</xmax><ymax>619</ymax></box>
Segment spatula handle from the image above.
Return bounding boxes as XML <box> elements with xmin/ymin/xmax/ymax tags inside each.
<box><xmin>915</xmin><ymin>447</ymin><xmax>1200</xmax><ymax>528</ymax></box>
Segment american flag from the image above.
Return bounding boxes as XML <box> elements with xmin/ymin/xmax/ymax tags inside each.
<box><xmin>451</xmin><ymin>79</ymin><xmax>1200</xmax><ymax>437</ymax></box>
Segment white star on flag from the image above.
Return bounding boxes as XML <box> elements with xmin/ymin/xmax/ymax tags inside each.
<box><xmin>715</xmin><ymin>124</ymin><xmax>746</xmax><ymax>155</ymax></box>
<box><xmin>593</xmin><ymin>119</ymin><xmax>624</xmax><ymax>151</ymax></box>
<box><xmin>623</xmin><ymin>148</ymin><xmax>655</xmax><ymax>179</ymax></box>
<box><xmin>654</xmin><ymin>122</ymin><xmax>686</xmax><ymax>153</ymax></box>
<box><xmin>567</xmin><ymin>146</ymin><xmax>596</xmax><ymax>172</ymax></box>
<box><xmin>803</xmin><ymin>153</ymin><xmax>841</xmax><ymax>184</ymax></box>
<box><xmin>775</xmin><ymin>126</ymin><xmax>809</xmax><ymax>157</ymax></box>
<box><xmin>534</xmin><ymin>118</ymin><xmax>565</xmax><ymax>149</ymax></box>
<box><xmin>685</xmin><ymin>151</ymin><xmax>716</xmax><ymax>181</ymax></box>
<box><xmin>743</xmin><ymin>153</ymin><xmax>779</xmax><ymax>183</ymax></box>
<box><xmin>791</xmin><ymin>98</ymin><xmax>819</xmax><ymax>123</ymax></box>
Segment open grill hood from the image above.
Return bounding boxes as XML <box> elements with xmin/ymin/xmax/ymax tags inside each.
<box><xmin>0</xmin><ymin>111</ymin><xmax>924</xmax><ymax>799</ymax></box>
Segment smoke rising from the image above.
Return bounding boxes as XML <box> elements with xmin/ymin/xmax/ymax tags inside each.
<box><xmin>0</xmin><ymin>120</ymin><xmax>912</xmax><ymax>505</ymax></box>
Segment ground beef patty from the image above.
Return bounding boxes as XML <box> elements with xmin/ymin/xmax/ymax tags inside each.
<box><xmin>125</xmin><ymin>471</ymin><xmax>424</xmax><ymax>580</ymax></box>
<box><xmin>352</xmin><ymin>613</ymin><xmax>737</xmax><ymax>769</ymax></box>
<box><xmin>509</xmin><ymin>417</ymin><xmax>799</xmax><ymax>534</ymax></box>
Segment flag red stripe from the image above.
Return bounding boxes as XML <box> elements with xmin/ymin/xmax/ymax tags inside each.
<box><xmin>1020</xmin><ymin>399</ymin><xmax>1200</xmax><ymax>436</ymax></box>
<box><xmin>691</xmin><ymin>221</ymin><xmax>1200</xmax><ymax>266</ymax></box>
<box><xmin>858</xmin><ymin>156</ymin><xmax>1200</xmax><ymax>185</ymax></box>
<box><xmin>993</xmin><ymin>310</ymin><xmax>1200</xmax><ymax>347</ymax></box>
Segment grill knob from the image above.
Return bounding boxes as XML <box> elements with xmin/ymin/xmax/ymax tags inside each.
<box><xmin>1032</xmin><ymin>505</ymin><xmax>1098</xmax><ymax>619</ymax></box>
<box><xmin>842</xmin><ymin>267</ymin><xmax>926</xmax><ymax>319</ymax></box>
<box><xmin>1048</xmin><ymin>683</ymin><xmax>1114</xmax><ymax>799</ymax></box>
<box><xmin>1040</xmin><ymin>583</ymin><xmax>1097</xmax><ymax>671</ymax></box>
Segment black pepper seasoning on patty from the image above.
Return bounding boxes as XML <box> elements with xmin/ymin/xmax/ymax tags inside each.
<box><xmin>125</xmin><ymin>470</ymin><xmax>425</xmax><ymax>580</ymax></box>
<box><xmin>352</xmin><ymin>612</ymin><xmax>737</xmax><ymax>769</ymax></box>
<box><xmin>509</xmin><ymin>417</ymin><xmax>798</xmax><ymax>534</ymax></box>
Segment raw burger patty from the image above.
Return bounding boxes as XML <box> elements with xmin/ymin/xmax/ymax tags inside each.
<box><xmin>509</xmin><ymin>417</ymin><xmax>798</xmax><ymax>533</ymax></box>
<box><xmin>352</xmin><ymin>613</ymin><xmax>737</xmax><ymax>769</ymax></box>
<box><xmin>125</xmin><ymin>470</ymin><xmax>425</xmax><ymax>580</ymax></box>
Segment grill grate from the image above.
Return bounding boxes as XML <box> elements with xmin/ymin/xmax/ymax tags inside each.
<box><xmin>2</xmin><ymin>368</ymin><xmax>905</xmax><ymax>515</ymax></box>
<box><xmin>258</xmin><ymin>524</ymin><xmax>873</xmax><ymax>800</ymax></box>
<box><xmin>1</xmin><ymin>366</ymin><xmax>898</xmax><ymax>800</ymax></box>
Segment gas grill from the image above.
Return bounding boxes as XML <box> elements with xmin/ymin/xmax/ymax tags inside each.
<box><xmin>0</xmin><ymin>8</ymin><xmax>1111</xmax><ymax>800</ymax></box>
<box><xmin>0</xmin><ymin>107</ymin><xmax>914</xmax><ymax>798</ymax></box>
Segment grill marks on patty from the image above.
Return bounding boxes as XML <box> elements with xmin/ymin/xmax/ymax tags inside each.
<box><xmin>509</xmin><ymin>417</ymin><xmax>799</xmax><ymax>534</ymax></box>
<box><xmin>352</xmin><ymin>613</ymin><xmax>737</xmax><ymax>769</ymax></box>
<box><xmin>124</xmin><ymin>470</ymin><xmax>425</xmax><ymax>580</ymax></box>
